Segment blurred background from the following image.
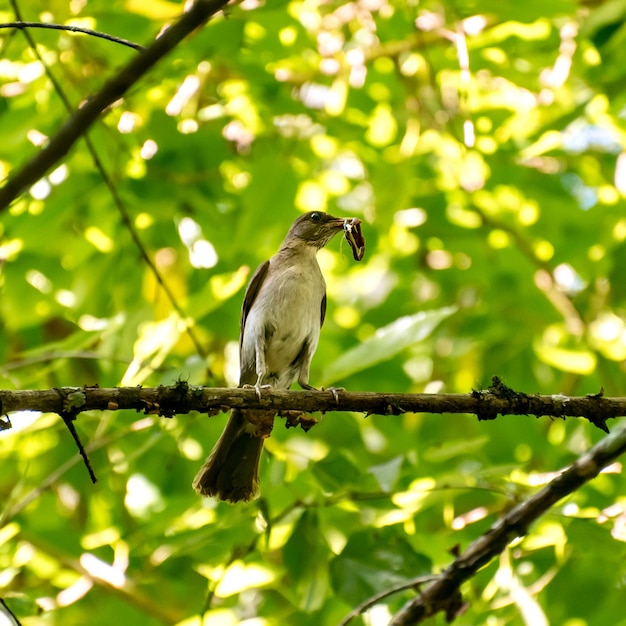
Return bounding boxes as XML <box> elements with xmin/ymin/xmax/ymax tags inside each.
<box><xmin>2</xmin><ymin>0</ymin><xmax>626</xmax><ymax>624</ymax></box>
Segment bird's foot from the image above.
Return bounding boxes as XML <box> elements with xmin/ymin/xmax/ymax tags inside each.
<box><xmin>243</xmin><ymin>383</ymin><xmax>272</xmax><ymax>401</ymax></box>
<box><xmin>300</xmin><ymin>383</ymin><xmax>344</xmax><ymax>404</ymax></box>
<box><xmin>323</xmin><ymin>386</ymin><xmax>345</xmax><ymax>404</ymax></box>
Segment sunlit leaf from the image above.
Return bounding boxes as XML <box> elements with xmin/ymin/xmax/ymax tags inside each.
<box><xmin>321</xmin><ymin>307</ymin><xmax>457</xmax><ymax>384</ymax></box>
<box><xmin>214</xmin><ymin>561</ymin><xmax>277</xmax><ymax>597</ymax></box>
<box><xmin>534</xmin><ymin>341</ymin><xmax>597</xmax><ymax>375</ymax></box>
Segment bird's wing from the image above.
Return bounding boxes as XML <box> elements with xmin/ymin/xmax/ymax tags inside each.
<box><xmin>240</xmin><ymin>259</ymin><xmax>270</xmax><ymax>351</ymax></box>
<box><xmin>238</xmin><ymin>260</ymin><xmax>270</xmax><ymax>385</ymax></box>
<box><xmin>320</xmin><ymin>293</ymin><xmax>327</xmax><ymax>328</ymax></box>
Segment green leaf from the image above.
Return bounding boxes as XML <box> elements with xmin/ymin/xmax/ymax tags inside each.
<box><xmin>282</xmin><ymin>510</ymin><xmax>331</xmax><ymax>611</ymax></box>
<box><xmin>423</xmin><ymin>436</ymin><xmax>490</xmax><ymax>463</ymax></box>
<box><xmin>312</xmin><ymin>451</ymin><xmax>378</xmax><ymax>493</ymax></box>
<box><xmin>321</xmin><ymin>306</ymin><xmax>457</xmax><ymax>384</ymax></box>
<box><xmin>330</xmin><ymin>527</ymin><xmax>432</xmax><ymax>605</ymax></box>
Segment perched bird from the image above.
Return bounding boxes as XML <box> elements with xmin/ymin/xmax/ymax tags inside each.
<box><xmin>193</xmin><ymin>211</ymin><xmax>360</xmax><ymax>502</ymax></box>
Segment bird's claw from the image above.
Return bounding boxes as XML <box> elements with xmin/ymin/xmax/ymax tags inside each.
<box><xmin>300</xmin><ymin>383</ymin><xmax>344</xmax><ymax>404</ymax></box>
<box><xmin>243</xmin><ymin>383</ymin><xmax>272</xmax><ymax>401</ymax></box>
<box><xmin>321</xmin><ymin>386</ymin><xmax>345</xmax><ymax>404</ymax></box>
<box><xmin>255</xmin><ymin>384</ymin><xmax>271</xmax><ymax>400</ymax></box>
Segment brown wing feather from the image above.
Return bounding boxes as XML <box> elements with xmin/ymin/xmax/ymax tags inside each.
<box><xmin>320</xmin><ymin>293</ymin><xmax>327</xmax><ymax>327</ymax></box>
<box><xmin>238</xmin><ymin>260</ymin><xmax>270</xmax><ymax>386</ymax></box>
<box><xmin>240</xmin><ymin>260</ymin><xmax>270</xmax><ymax>351</ymax></box>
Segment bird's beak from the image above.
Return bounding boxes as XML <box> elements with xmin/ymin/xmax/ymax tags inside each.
<box><xmin>327</xmin><ymin>216</ymin><xmax>347</xmax><ymax>230</ymax></box>
<box><xmin>311</xmin><ymin>215</ymin><xmax>348</xmax><ymax>248</ymax></box>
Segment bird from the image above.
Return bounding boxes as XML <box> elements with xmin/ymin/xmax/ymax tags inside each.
<box><xmin>193</xmin><ymin>211</ymin><xmax>359</xmax><ymax>503</ymax></box>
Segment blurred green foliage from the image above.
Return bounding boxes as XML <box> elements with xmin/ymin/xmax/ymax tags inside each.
<box><xmin>2</xmin><ymin>0</ymin><xmax>626</xmax><ymax>624</ymax></box>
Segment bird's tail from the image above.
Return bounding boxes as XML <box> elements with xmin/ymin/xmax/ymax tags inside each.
<box><xmin>192</xmin><ymin>408</ymin><xmax>273</xmax><ymax>503</ymax></box>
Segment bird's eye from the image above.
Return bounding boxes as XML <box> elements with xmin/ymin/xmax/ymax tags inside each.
<box><xmin>310</xmin><ymin>212</ymin><xmax>322</xmax><ymax>222</ymax></box>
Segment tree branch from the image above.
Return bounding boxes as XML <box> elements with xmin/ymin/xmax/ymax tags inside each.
<box><xmin>388</xmin><ymin>422</ymin><xmax>626</xmax><ymax>625</ymax></box>
<box><xmin>0</xmin><ymin>0</ymin><xmax>229</xmax><ymax>212</ymax></box>
<box><xmin>0</xmin><ymin>21</ymin><xmax>145</xmax><ymax>51</ymax></box>
<box><xmin>0</xmin><ymin>382</ymin><xmax>623</xmax><ymax>431</ymax></box>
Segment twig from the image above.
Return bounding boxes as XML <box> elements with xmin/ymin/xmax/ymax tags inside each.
<box><xmin>59</xmin><ymin>413</ymin><xmax>97</xmax><ymax>483</ymax></box>
<box><xmin>0</xmin><ymin>0</ymin><xmax>230</xmax><ymax>212</ymax></box>
<box><xmin>54</xmin><ymin>385</ymin><xmax>98</xmax><ymax>483</ymax></box>
<box><xmin>0</xmin><ymin>21</ymin><xmax>145</xmax><ymax>51</ymax></box>
<box><xmin>0</xmin><ymin>598</ymin><xmax>22</xmax><ymax>626</ymax></box>
<box><xmin>389</xmin><ymin>423</ymin><xmax>626</xmax><ymax>624</ymax></box>
<box><xmin>338</xmin><ymin>575</ymin><xmax>436</xmax><ymax>626</ymax></box>
<box><xmin>101</xmin><ymin>172</ymin><xmax>209</xmax><ymax>361</ymax></box>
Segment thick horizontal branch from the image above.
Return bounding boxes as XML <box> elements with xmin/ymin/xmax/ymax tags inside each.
<box><xmin>389</xmin><ymin>422</ymin><xmax>626</xmax><ymax>624</ymax></box>
<box><xmin>0</xmin><ymin>0</ymin><xmax>229</xmax><ymax>212</ymax></box>
<box><xmin>0</xmin><ymin>383</ymin><xmax>623</xmax><ymax>431</ymax></box>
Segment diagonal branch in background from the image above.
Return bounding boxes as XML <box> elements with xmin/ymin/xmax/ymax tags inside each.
<box><xmin>8</xmin><ymin>0</ymin><xmax>210</xmax><ymax>364</ymax></box>
<box><xmin>388</xmin><ymin>422</ymin><xmax>626</xmax><ymax>625</ymax></box>
<box><xmin>0</xmin><ymin>0</ymin><xmax>229</xmax><ymax>212</ymax></box>
<box><xmin>0</xmin><ymin>382</ymin><xmax>624</xmax><ymax>430</ymax></box>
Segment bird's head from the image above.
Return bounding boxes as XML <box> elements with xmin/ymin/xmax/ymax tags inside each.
<box><xmin>283</xmin><ymin>211</ymin><xmax>347</xmax><ymax>249</ymax></box>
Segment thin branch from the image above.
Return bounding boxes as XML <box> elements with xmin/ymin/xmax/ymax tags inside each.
<box><xmin>388</xmin><ymin>422</ymin><xmax>626</xmax><ymax>625</ymax></box>
<box><xmin>0</xmin><ymin>382</ymin><xmax>623</xmax><ymax>430</ymax></box>
<box><xmin>339</xmin><ymin>576</ymin><xmax>437</xmax><ymax>626</ymax></box>
<box><xmin>59</xmin><ymin>412</ymin><xmax>98</xmax><ymax>483</ymax></box>
<box><xmin>0</xmin><ymin>350</ymin><xmax>129</xmax><ymax>372</ymax></box>
<box><xmin>8</xmin><ymin>1</ymin><xmax>210</xmax><ymax>365</ymax></box>
<box><xmin>0</xmin><ymin>598</ymin><xmax>22</xmax><ymax>626</ymax></box>
<box><xmin>0</xmin><ymin>21</ymin><xmax>145</xmax><ymax>51</ymax></box>
<box><xmin>0</xmin><ymin>0</ymin><xmax>230</xmax><ymax>212</ymax></box>
<box><xmin>101</xmin><ymin>174</ymin><xmax>210</xmax><ymax>361</ymax></box>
